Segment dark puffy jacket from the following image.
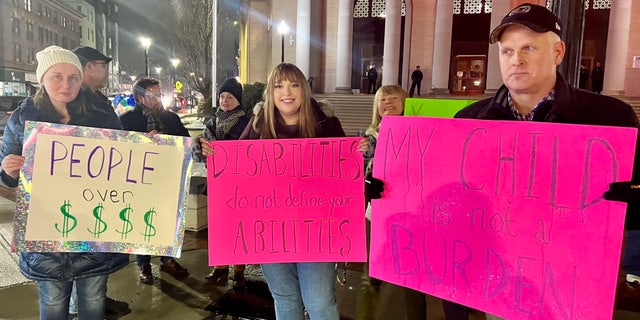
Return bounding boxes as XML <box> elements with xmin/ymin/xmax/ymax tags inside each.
<box><xmin>0</xmin><ymin>89</ymin><xmax>129</xmax><ymax>281</ymax></box>
<box><xmin>240</xmin><ymin>99</ymin><xmax>345</xmax><ymax>139</ymax></box>
<box><xmin>192</xmin><ymin>111</ymin><xmax>251</xmax><ymax>162</ymax></box>
<box><xmin>119</xmin><ymin>106</ymin><xmax>190</xmax><ymax>137</ymax></box>
<box><xmin>455</xmin><ymin>73</ymin><xmax>640</xmax><ymax>229</ymax></box>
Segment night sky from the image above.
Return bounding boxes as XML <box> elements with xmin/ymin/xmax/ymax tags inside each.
<box><xmin>116</xmin><ymin>0</ymin><xmax>177</xmax><ymax>79</ymax></box>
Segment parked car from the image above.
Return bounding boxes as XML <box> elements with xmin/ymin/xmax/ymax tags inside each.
<box><xmin>0</xmin><ymin>96</ymin><xmax>26</xmax><ymax>134</ymax></box>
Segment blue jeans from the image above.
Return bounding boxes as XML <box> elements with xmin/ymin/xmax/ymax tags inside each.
<box><xmin>624</xmin><ymin>230</ymin><xmax>640</xmax><ymax>275</ymax></box>
<box><xmin>69</xmin><ymin>282</ymin><xmax>77</xmax><ymax>314</ymax></box>
<box><xmin>37</xmin><ymin>275</ymin><xmax>107</xmax><ymax>320</ymax></box>
<box><xmin>136</xmin><ymin>255</ymin><xmax>171</xmax><ymax>266</ymax></box>
<box><xmin>261</xmin><ymin>262</ymin><xmax>339</xmax><ymax>320</ymax></box>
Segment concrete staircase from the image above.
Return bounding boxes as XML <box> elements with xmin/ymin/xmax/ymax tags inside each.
<box><xmin>313</xmin><ymin>93</ymin><xmax>374</xmax><ymax>136</ymax></box>
<box><xmin>619</xmin><ymin>97</ymin><xmax>640</xmax><ymax>119</ymax></box>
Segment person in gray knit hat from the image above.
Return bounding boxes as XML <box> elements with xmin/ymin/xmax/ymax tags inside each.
<box><xmin>0</xmin><ymin>45</ymin><xmax>126</xmax><ymax>320</ymax></box>
<box><xmin>194</xmin><ymin>77</ymin><xmax>250</xmax><ymax>290</ymax></box>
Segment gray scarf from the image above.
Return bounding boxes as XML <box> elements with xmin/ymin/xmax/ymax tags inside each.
<box><xmin>215</xmin><ymin>108</ymin><xmax>245</xmax><ymax>140</ymax></box>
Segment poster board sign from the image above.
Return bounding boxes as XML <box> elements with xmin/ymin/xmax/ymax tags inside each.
<box><xmin>404</xmin><ymin>98</ymin><xmax>476</xmax><ymax>117</ymax></box>
<box><xmin>207</xmin><ymin>137</ymin><xmax>366</xmax><ymax>265</ymax></box>
<box><xmin>369</xmin><ymin>116</ymin><xmax>636</xmax><ymax>320</ymax></box>
<box><xmin>13</xmin><ymin>121</ymin><xmax>193</xmax><ymax>257</ymax></box>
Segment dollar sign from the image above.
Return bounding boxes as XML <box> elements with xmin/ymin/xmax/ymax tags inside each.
<box><xmin>141</xmin><ymin>208</ymin><xmax>157</xmax><ymax>242</ymax></box>
<box><xmin>87</xmin><ymin>203</ymin><xmax>107</xmax><ymax>238</ymax></box>
<box><xmin>116</xmin><ymin>204</ymin><xmax>134</xmax><ymax>240</ymax></box>
<box><xmin>55</xmin><ymin>200</ymin><xmax>77</xmax><ymax>238</ymax></box>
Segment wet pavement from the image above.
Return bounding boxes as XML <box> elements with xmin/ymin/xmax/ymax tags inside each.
<box><xmin>1</xmin><ymin>223</ymin><xmax>640</xmax><ymax>319</ymax></box>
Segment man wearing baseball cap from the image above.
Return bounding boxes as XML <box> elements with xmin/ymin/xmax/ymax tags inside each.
<box><xmin>443</xmin><ymin>3</ymin><xmax>640</xmax><ymax>320</ymax></box>
<box><xmin>72</xmin><ymin>46</ymin><xmax>113</xmax><ymax>102</ymax></box>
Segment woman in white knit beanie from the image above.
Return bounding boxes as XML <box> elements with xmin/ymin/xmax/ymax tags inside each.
<box><xmin>0</xmin><ymin>45</ymin><xmax>127</xmax><ymax>320</ymax></box>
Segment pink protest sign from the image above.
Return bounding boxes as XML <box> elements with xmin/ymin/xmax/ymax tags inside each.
<box><xmin>207</xmin><ymin>137</ymin><xmax>366</xmax><ymax>265</ymax></box>
<box><xmin>369</xmin><ymin>116</ymin><xmax>637</xmax><ymax>320</ymax></box>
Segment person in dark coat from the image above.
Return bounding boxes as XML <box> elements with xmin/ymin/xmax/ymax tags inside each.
<box><xmin>119</xmin><ymin>77</ymin><xmax>190</xmax><ymax>284</ymax></box>
<box><xmin>443</xmin><ymin>4</ymin><xmax>640</xmax><ymax>320</ymax></box>
<box><xmin>409</xmin><ymin>65</ymin><xmax>423</xmax><ymax>97</ymax></box>
<box><xmin>0</xmin><ymin>45</ymin><xmax>128</xmax><ymax>320</ymax></box>
<box><xmin>72</xmin><ymin>45</ymin><xmax>130</xmax><ymax>319</ymax></box>
<box><xmin>578</xmin><ymin>63</ymin><xmax>589</xmax><ymax>89</ymax></box>
<box><xmin>193</xmin><ymin>77</ymin><xmax>250</xmax><ymax>289</ymax></box>
<box><xmin>591</xmin><ymin>61</ymin><xmax>604</xmax><ymax>94</ymax></box>
<box><xmin>367</xmin><ymin>65</ymin><xmax>379</xmax><ymax>94</ymax></box>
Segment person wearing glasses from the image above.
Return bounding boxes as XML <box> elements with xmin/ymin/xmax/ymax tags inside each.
<box><xmin>119</xmin><ymin>77</ymin><xmax>191</xmax><ymax>284</ymax></box>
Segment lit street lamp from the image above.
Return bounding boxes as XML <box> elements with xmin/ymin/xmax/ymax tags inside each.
<box><xmin>139</xmin><ymin>37</ymin><xmax>152</xmax><ymax>77</ymax></box>
<box><xmin>277</xmin><ymin>21</ymin><xmax>289</xmax><ymax>63</ymax></box>
<box><xmin>170</xmin><ymin>58</ymin><xmax>180</xmax><ymax>109</ymax></box>
<box><xmin>155</xmin><ymin>67</ymin><xmax>162</xmax><ymax>83</ymax></box>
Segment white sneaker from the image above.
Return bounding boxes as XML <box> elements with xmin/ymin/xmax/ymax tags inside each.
<box><xmin>626</xmin><ymin>273</ymin><xmax>640</xmax><ymax>285</ymax></box>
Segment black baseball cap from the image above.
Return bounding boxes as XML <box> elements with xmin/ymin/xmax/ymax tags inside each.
<box><xmin>72</xmin><ymin>46</ymin><xmax>112</xmax><ymax>64</ymax></box>
<box><xmin>489</xmin><ymin>3</ymin><xmax>562</xmax><ymax>44</ymax></box>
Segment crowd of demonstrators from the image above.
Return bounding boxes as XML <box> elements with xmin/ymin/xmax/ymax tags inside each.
<box><xmin>193</xmin><ymin>77</ymin><xmax>250</xmax><ymax>290</ymax></box>
<box><xmin>355</xmin><ymin>84</ymin><xmax>428</xmax><ymax>320</ymax></box>
<box><xmin>119</xmin><ymin>77</ymin><xmax>191</xmax><ymax>284</ymax></box>
<box><xmin>0</xmin><ymin>45</ymin><xmax>129</xmax><ymax>320</ymax></box>
<box><xmin>6</xmin><ymin>5</ymin><xmax>640</xmax><ymax>320</ymax></box>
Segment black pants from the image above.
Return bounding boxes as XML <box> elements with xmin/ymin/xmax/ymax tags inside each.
<box><xmin>368</xmin><ymin>80</ymin><xmax>377</xmax><ymax>94</ymax></box>
<box><xmin>409</xmin><ymin>81</ymin><xmax>421</xmax><ymax>97</ymax></box>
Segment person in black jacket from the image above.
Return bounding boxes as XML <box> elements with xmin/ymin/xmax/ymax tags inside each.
<box><xmin>119</xmin><ymin>77</ymin><xmax>190</xmax><ymax>284</ymax></box>
<box><xmin>367</xmin><ymin>65</ymin><xmax>379</xmax><ymax>94</ymax></box>
<box><xmin>444</xmin><ymin>3</ymin><xmax>640</xmax><ymax>320</ymax></box>
<box><xmin>409</xmin><ymin>65</ymin><xmax>423</xmax><ymax>97</ymax></box>
<box><xmin>120</xmin><ymin>78</ymin><xmax>190</xmax><ymax>137</ymax></box>
<box><xmin>0</xmin><ymin>45</ymin><xmax>128</xmax><ymax>320</ymax></box>
<box><xmin>194</xmin><ymin>77</ymin><xmax>250</xmax><ymax>289</ymax></box>
<box><xmin>591</xmin><ymin>61</ymin><xmax>604</xmax><ymax>94</ymax></box>
<box><xmin>71</xmin><ymin>45</ymin><xmax>130</xmax><ymax>319</ymax></box>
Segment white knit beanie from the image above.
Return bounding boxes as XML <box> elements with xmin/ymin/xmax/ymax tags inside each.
<box><xmin>36</xmin><ymin>45</ymin><xmax>83</xmax><ymax>84</ymax></box>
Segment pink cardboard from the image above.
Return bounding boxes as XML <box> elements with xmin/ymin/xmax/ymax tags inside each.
<box><xmin>207</xmin><ymin>137</ymin><xmax>366</xmax><ymax>265</ymax></box>
<box><xmin>369</xmin><ymin>116</ymin><xmax>637</xmax><ymax>320</ymax></box>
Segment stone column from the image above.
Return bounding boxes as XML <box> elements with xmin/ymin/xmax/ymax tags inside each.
<box><xmin>603</xmin><ymin>0</ymin><xmax>631</xmax><ymax>95</ymax></box>
<box><xmin>296</xmin><ymin>0</ymin><xmax>311</xmax><ymax>78</ymax></box>
<box><xmin>335</xmin><ymin>0</ymin><xmax>353</xmax><ymax>93</ymax></box>
<box><xmin>382</xmin><ymin>0</ymin><xmax>402</xmax><ymax>85</ymax></box>
<box><xmin>430</xmin><ymin>0</ymin><xmax>453</xmax><ymax>94</ymax></box>
<box><xmin>485</xmin><ymin>0</ymin><xmax>510</xmax><ymax>94</ymax></box>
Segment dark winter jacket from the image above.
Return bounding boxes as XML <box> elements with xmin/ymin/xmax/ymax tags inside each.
<box><xmin>240</xmin><ymin>99</ymin><xmax>345</xmax><ymax>140</ymax></box>
<box><xmin>411</xmin><ymin>70</ymin><xmax>423</xmax><ymax>82</ymax></box>
<box><xmin>192</xmin><ymin>111</ymin><xmax>250</xmax><ymax>162</ymax></box>
<box><xmin>119</xmin><ymin>106</ymin><xmax>190</xmax><ymax>137</ymax></box>
<box><xmin>455</xmin><ymin>73</ymin><xmax>640</xmax><ymax>229</ymax></box>
<box><xmin>0</xmin><ymin>89</ymin><xmax>129</xmax><ymax>281</ymax></box>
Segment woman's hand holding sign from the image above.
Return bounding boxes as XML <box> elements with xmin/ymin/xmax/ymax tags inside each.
<box><xmin>1</xmin><ymin>154</ymin><xmax>25</xmax><ymax>179</ymax></box>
